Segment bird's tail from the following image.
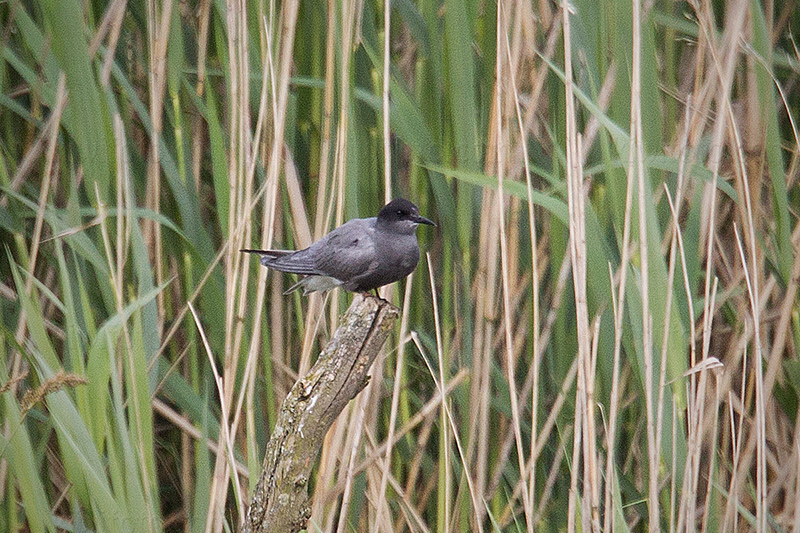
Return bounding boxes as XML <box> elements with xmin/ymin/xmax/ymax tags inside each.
<box><xmin>240</xmin><ymin>249</ymin><xmax>293</xmax><ymax>258</ymax></box>
<box><xmin>242</xmin><ymin>248</ymin><xmax>319</xmax><ymax>275</ymax></box>
<box><xmin>284</xmin><ymin>275</ymin><xmax>342</xmax><ymax>295</ymax></box>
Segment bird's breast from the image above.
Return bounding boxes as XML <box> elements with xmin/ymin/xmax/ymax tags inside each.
<box><xmin>381</xmin><ymin>236</ymin><xmax>419</xmax><ymax>270</ymax></box>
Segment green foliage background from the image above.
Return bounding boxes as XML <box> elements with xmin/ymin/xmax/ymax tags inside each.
<box><xmin>1</xmin><ymin>0</ymin><xmax>799</xmax><ymax>531</ymax></box>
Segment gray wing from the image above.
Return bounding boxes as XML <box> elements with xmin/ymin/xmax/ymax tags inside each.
<box><xmin>312</xmin><ymin>218</ymin><xmax>378</xmax><ymax>281</ymax></box>
<box><xmin>254</xmin><ymin>248</ymin><xmax>324</xmax><ymax>275</ymax></box>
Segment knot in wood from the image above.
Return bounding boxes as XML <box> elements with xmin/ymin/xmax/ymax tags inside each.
<box><xmin>298</xmin><ymin>379</ymin><xmax>314</xmax><ymax>399</ymax></box>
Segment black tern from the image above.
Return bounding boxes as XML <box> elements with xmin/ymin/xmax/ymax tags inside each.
<box><xmin>242</xmin><ymin>198</ymin><xmax>435</xmax><ymax>295</ymax></box>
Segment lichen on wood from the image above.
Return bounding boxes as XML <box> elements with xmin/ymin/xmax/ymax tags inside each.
<box><xmin>242</xmin><ymin>294</ymin><xmax>399</xmax><ymax>532</ymax></box>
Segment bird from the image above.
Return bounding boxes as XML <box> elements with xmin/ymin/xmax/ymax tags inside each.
<box><xmin>242</xmin><ymin>198</ymin><xmax>435</xmax><ymax>295</ymax></box>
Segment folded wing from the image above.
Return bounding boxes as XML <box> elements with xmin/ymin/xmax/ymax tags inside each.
<box><xmin>313</xmin><ymin>219</ymin><xmax>378</xmax><ymax>281</ymax></box>
<box><xmin>241</xmin><ymin>248</ymin><xmax>323</xmax><ymax>275</ymax></box>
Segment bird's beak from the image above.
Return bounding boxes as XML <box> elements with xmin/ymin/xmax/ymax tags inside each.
<box><xmin>412</xmin><ymin>214</ymin><xmax>436</xmax><ymax>227</ymax></box>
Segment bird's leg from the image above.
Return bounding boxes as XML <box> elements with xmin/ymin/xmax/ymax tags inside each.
<box><xmin>364</xmin><ymin>289</ymin><xmax>389</xmax><ymax>304</ymax></box>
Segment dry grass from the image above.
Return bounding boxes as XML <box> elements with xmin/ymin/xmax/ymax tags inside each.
<box><xmin>1</xmin><ymin>0</ymin><xmax>799</xmax><ymax>531</ymax></box>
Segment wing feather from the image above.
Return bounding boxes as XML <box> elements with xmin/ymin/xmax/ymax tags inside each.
<box><xmin>313</xmin><ymin>220</ymin><xmax>377</xmax><ymax>281</ymax></box>
<box><xmin>261</xmin><ymin>251</ymin><xmax>322</xmax><ymax>275</ymax></box>
<box><xmin>242</xmin><ymin>248</ymin><xmax>322</xmax><ymax>275</ymax></box>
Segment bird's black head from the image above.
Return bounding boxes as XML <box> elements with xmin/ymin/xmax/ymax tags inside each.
<box><xmin>377</xmin><ymin>198</ymin><xmax>436</xmax><ymax>232</ymax></box>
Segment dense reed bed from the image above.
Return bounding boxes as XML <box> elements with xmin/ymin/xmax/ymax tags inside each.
<box><xmin>1</xmin><ymin>0</ymin><xmax>799</xmax><ymax>531</ymax></box>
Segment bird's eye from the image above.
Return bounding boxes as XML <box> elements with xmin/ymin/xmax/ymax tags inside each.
<box><xmin>396</xmin><ymin>210</ymin><xmax>404</xmax><ymax>216</ymax></box>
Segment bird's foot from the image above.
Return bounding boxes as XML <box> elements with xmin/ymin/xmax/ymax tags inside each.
<box><xmin>363</xmin><ymin>290</ymin><xmax>391</xmax><ymax>305</ymax></box>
